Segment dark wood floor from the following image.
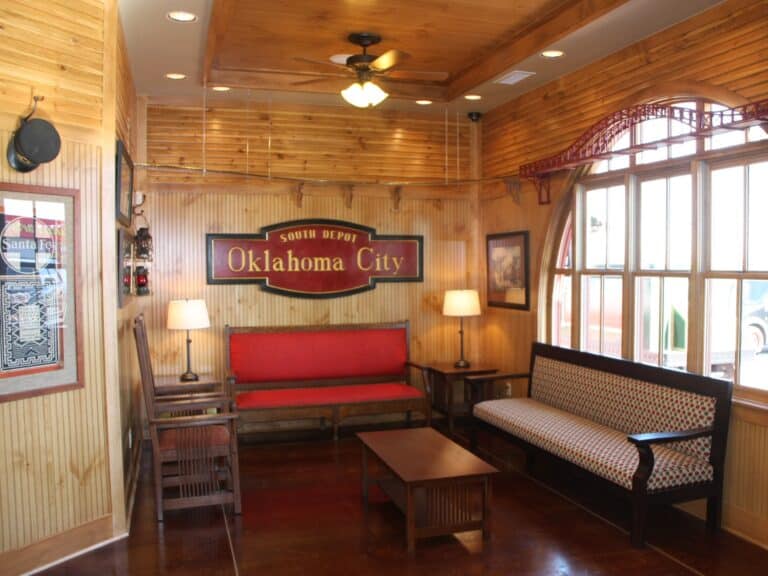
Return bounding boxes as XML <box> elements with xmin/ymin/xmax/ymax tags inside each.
<box><xmin>44</xmin><ymin>424</ymin><xmax>768</xmax><ymax>575</ymax></box>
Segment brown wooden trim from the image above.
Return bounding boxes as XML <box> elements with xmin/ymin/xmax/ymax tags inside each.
<box><xmin>202</xmin><ymin>0</ymin><xmax>236</xmax><ymax>84</ymax></box>
<box><xmin>0</xmin><ymin>515</ymin><xmax>118</xmax><ymax>575</ymax></box>
<box><xmin>0</xmin><ymin>182</ymin><xmax>84</xmax><ymax>403</ymax></box>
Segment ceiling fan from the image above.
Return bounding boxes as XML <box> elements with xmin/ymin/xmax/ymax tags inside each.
<box><xmin>296</xmin><ymin>33</ymin><xmax>448</xmax><ymax>107</ymax></box>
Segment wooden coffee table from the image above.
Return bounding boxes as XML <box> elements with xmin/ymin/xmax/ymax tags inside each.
<box><xmin>357</xmin><ymin>427</ymin><xmax>498</xmax><ymax>554</ymax></box>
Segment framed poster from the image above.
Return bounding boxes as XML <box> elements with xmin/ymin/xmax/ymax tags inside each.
<box><xmin>0</xmin><ymin>183</ymin><xmax>83</xmax><ymax>401</ymax></box>
<box><xmin>115</xmin><ymin>139</ymin><xmax>134</xmax><ymax>227</ymax></box>
<box><xmin>487</xmin><ymin>231</ymin><xmax>530</xmax><ymax>310</ymax></box>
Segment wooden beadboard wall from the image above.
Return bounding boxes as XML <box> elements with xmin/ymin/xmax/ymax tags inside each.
<box><xmin>115</xmin><ymin>10</ymin><xmax>142</xmax><ymax>517</ymax></box>
<box><xmin>146</xmin><ymin>103</ymin><xmax>470</xmax><ymax>183</ymax></box>
<box><xmin>477</xmin><ymin>0</ymin><xmax>768</xmax><ymax>547</ymax></box>
<box><xmin>0</xmin><ymin>135</ymin><xmax>111</xmax><ymax>553</ymax></box>
<box><xmin>136</xmin><ymin>186</ymin><xmax>480</xmax><ymax>395</ymax></box>
<box><xmin>0</xmin><ymin>0</ymin><xmax>122</xmax><ymax>568</ymax></box>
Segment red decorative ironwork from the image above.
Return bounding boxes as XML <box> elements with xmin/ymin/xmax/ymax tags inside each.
<box><xmin>520</xmin><ymin>99</ymin><xmax>768</xmax><ymax>204</ymax></box>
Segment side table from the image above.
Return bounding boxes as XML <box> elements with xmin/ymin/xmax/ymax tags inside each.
<box><xmin>424</xmin><ymin>363</ymin><xmax>498</xmax><ymax>434</ymax></box>
<box><xmin>154</xmin><ymin>373</ymin><xmax>221</xmax><ymax>396</ymax></box>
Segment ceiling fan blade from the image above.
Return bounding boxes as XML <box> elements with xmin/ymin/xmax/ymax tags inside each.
<box><xmin>294</xmin><ymin>56</ymin><xmax>349</xmax><ymax>71</ymax></box>
<box><xmin>387</xmin><ymin>69</ymin><xmax>450</xmax><ymax>82</ymax></box>
<box><xmin>370</xmin><ymin>49</ymin><xmax>409</xmax><ymax>73</ymax></box>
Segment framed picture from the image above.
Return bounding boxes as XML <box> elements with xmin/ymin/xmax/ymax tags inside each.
<box><xmin>0</xmin><ymin>182</ymin><xmax>83</xmax><ymax>402</ymax></box>
<box><xmin>117</xmin><ymin>228</ymin><xmax>134</xmax><ymax>308</ymax></box>
<box><xmin>115</xmin><ymin>139</ymin><xmax>134</xmax><ymax>227</ymax></box>
<box><xmin>487</xmin><ymin>231</ymin><xmax>530</xmax><ymax>310</ymax></box>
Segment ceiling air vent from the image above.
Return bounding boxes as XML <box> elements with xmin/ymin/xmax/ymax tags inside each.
<box><xmin>494</xmin><ymin>70</ymin><xmax>535</xmax><ymax>86</ymax></box>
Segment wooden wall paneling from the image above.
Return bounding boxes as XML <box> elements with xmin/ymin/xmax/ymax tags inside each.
<box><xmin>0</xmin><ymin>0</ymin><xmax>105</xmax><ymax>130</ymax></box>
<box><xmin>482</xmin><ymin>0</ymin><xmax>768</xmax><ymax>177</ymax></box>
<box><xmin>137</xmin><ymin>185</ymin><xmax>476</xmax><ymax>418</ymax></box>
<box><xmin>477</xmin><ymin>0</ymin><xmax>768</xmax><ymax>546</ymax></box>
<box><xmin>0</xmin><ymin>135</ymin><xmax>110</xmax><ymax>555</ymax></box>
<box><xmin>146</xmin><ymin>103</ymin><xmax>470</xmax><ymax>185</ymax></box>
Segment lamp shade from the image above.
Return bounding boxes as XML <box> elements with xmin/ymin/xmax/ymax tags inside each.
<box><xmin>443</xmin><ymin>290</ymin><xmax>481</xmax><ymax>317</ymax></box>
<box><xmin>167</xmin><ymin>299</ymin><xmax>210</xmax><ymax>330</ymax></box>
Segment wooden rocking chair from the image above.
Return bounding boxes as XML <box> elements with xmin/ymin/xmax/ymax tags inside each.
<box><xmin>134</xmin><ymin>314</ymin><xmax>242</xmax><ymax>521</ymax></box>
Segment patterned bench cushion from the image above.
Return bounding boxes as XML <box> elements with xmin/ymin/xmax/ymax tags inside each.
<box><xmin>531</xmin><ymin>356</ymin><xmax>716</xmax><ymax>461</ymax></box>
<box><xmin>474</xmin><ymin>397</ymin><xmax>713</xmax><ymax>491</ymax></box>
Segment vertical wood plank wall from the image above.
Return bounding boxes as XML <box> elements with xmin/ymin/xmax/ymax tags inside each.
<box><xmin>0</xmin><ymin>0</ymin><xmax>118</xmax><ymax>565</ymax></box>
<box><xmin>139</xmin><ymin>103</ymin><xmax>476</xmax><ymax>399</ymax></box>
<box><xmin>115</xmin><ymin>11</ymin><xmax>142</xmax><ymax>516</ymax></box>
<box><xmin>478</xmin><ymin>0</ymin><xmax>768</xmax><ymax>547</ymax></box>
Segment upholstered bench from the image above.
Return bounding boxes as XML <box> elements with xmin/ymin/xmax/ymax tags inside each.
<box><xmin>468</xmin><ymin>343</ymin><xmax>732</xmax><ymax>547</ymax></box>
<box><xmin>226</xmin><ymin>321</ymin><xmax>431</xmax><ymax>438</ymax></box>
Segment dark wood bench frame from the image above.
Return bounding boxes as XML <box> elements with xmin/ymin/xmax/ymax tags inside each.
<box><xmin>226</xmin><ymin>321</ymin><xmax>432</xmax><ymax>439</ymax></box>
<box><xmin>467</xmin><ymin>342</ymin><xmax>732</xmax><ymax>547</ymax></box>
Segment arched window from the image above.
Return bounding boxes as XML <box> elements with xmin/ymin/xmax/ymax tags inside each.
<box><xmin>548</xmin><ymin>98</ymin><xmax>768</xmax><ymax>393</ymax></box>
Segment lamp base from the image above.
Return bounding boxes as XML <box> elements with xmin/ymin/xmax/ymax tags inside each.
<box><xmin>454</xmin><ymin>359</ymin><xmax>471</xmax><ymax>369</ymax></box>
<box><xmin>179</xmin><ymin>371</ymin><xmax>199</xmax><ymax>382</ymax></box>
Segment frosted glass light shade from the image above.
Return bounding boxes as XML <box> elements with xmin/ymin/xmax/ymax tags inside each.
<box><xmin>443</xmin><ymin>290</ymin><xmax>481</xmax><ymax>317</ymax></box>
<box><xmin>167</xmin><ymin>299</ymin><xmax>210</xmax><ymax>330</ymax></box>
<box><xmin>341</xmin><ymin>81</ymin><xmax>389</xmax><ymax>108</ymax></box>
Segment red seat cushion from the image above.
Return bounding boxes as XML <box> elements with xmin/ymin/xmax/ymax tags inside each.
<box><xmin>229</xmin><ymin>328</ymin><xmax>407</xmax><ymax>383</ymax></box>
<box><xmin>158</xmin><ymin>425</ymin><xmax>231</xmax><ymax>451</ymax></box>
<box><xmin>236</xmin><ymin>382</ymin><xmax>424</xmax><ymax>410</ymax></box>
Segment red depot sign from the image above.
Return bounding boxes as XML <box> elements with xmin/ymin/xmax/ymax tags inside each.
<box><xmin>206</xmin><ymin>219</ymin><xmax>423</xmax><ymax>298</ymax></box>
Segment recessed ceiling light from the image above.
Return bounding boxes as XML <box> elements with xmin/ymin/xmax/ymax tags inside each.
<box><xmin>166</xmin><ymin>11</ymin><xmax>197</xmax><ymax>23</ymax></box>
<box><xmin>165</xmin><ymin>73</ymin><xmax>186</xmax><ymax>80</ymax></box>
<box><xmin>541</xmin><ymin>49</ymin><xmax>565</xmax><ymax>58</ymax></box>
<box><xmin>464</xmin><ymin>94</ymin><xmax>482</xmax><ymax>101</ymax></box>
<box><xmin>415</xmin><ymin>100</ymin><xmax>432</xmax><ymax>106</ymax></box>
<box><xmin>211</xmin><ymin>86</ymin><xmax>231</xmax><ymax>92</ymax></box>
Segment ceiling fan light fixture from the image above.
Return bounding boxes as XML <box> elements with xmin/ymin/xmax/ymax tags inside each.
<box><xmin>341</xmin><ymin>81</ymin><xmax>388</xmax><ymax>108</ymax></box>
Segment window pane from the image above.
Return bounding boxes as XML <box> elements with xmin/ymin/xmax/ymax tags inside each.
<box><xmin>640</xmin><ymin>179</ymin><xmax>666</xmax><ymax>270</ymax></box>
<box><xmin>711</xmin><ymin>166</ymin><xmax>744</xmax><ymax>270</ymax></box>
<box><xmin>747</xmin><ymin>161</ymin><xmax>768</xmax><ymax>271</ymax></box>
<box><xmin>662</xmin><ymin>277</ymin><xmax>688</xmax><ymax>369</ymax></box>
<box><xmin>740</xmin><ymin>280</ymin><xmax>768</xmax><ymax>391</ymax></box>
<box><xmin>636</xmin><ymin>277</ymin><xmax>660</xmax><ymax>365</ymax></box>
<box><xmin>748</xmin><ymin>126</ymin><xmax>768</xmax><ymax>142</ymax></box>
<box><xmin>670</xmin><ymin>102</ymin><xmax>697</xmax><ymax>158</ymax></box>
<box><xmin>603</xmin><ymin>277</ymin><xmax>623</xmax><ymax>358</ymax></box>
<box><xmin>606</xmin><ymin>185</ymin><xmax>625</xmax><ymax>269</ymax></box>
<box><xmin>590</xmin><ymin>131</ymin><xmax>630</xmax><ymax>174</ymax></box>
<box><xmin>582</xmin><ymin>275</ymin><xmax>602</xmax><ymax>353</ymax></box>
<box><xmin>706</xmin><ymin>279</ymin><xmax>736</xmax><ymax>380</ymax></box>
<box><xmin>637</xmin><ymin>117</ymin><xmax>668</xmax><ymax>164</ymax></box>
<box><xmin>552</xmin><ymin>274</ymin><xmax>572</xmax><ymax>347</ymax></box>
<box><xmin>669</xmin><ymin>175</ymin><xmax>692</xmax><ymax>270</ymax></box>
<box><xmin>708</xmin><ymin>104</ymin><xmax>746</xmax><ymax>150</ymax></box>
<box><xmin>585</xmin><ymin>188</ymin><xmax>607</xmax><ymax>268</ymax></box>
<box><xmin>556</xmin><ymin>213</ymin><xmax>573</xmax><ymax>269</ymax></box>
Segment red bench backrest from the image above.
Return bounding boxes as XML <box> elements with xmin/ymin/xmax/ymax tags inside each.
<box><xmin>227</xmin><ymin>323</ymin><xmax>409</xmax><ymax>384</ymax></box>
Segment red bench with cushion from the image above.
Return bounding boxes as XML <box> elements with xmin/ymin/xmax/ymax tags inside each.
<box><xmin>226</xmin><ymin>321</ymin><xmax>431</xmax><ymax>438</ymax></box>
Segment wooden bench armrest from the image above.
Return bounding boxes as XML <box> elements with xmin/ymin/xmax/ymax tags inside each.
<box><xmin>151</xmin><ymin>412</ymin><xmax>239</xmax><ymax>429</ymax></box>
<box><xmin>627</xmin><ymin>426</ymin><xmax>714</xmax><ymax>446</ymax></box>
<box><xmin>404</xmin><ymin>360</ymin><xmax>429</xmax><ymax>371</ymax></box>
<box><xmin>155</xmin><ymin>391</ymin><xmax>228</xmax><ymax>402</ymax></box>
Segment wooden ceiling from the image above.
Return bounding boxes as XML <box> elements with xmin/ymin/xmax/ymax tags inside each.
<box><xmin>204</xmin><ymin>0</ymin><xmax>631</xmax><ymax>103</ymax></box>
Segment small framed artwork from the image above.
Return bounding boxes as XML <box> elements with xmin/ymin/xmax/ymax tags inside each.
<box><xmin>115</xmin><ymin>139</ymin><xmax>134</xmax><ymax>227</ymax></box>
<box><xmin>487</xmin><ymin>231</ymin><xmax>530</xmax><ymax>310</ymax></box>
<box><xmin>0</xmin><ymin>182</ymin><xmax>84</xmax><ymax>401</ymax></box>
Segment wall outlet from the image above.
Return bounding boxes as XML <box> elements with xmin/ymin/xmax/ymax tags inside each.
<box><xmin>505</xmin><ymin>381</ymin><xmax>513</xmax><ymax>397</ymax></box>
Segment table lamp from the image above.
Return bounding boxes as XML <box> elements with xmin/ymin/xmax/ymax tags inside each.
<box><xmin>443</xmin><ymin>289</ymin><xmax>481</xmax><ymax>368</ymax></box>
<box><xmin>167</xmin><ymin>299</ymin><xmax>210</xmax><ymax>381</ymax></box>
